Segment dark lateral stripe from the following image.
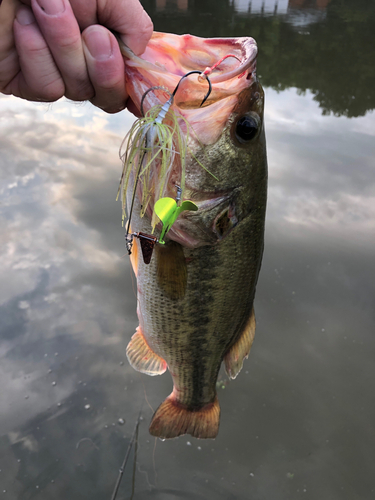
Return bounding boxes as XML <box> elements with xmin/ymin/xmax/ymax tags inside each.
<box><xmin>188</xmin><ymin>245</ymin><xmax>220</xmax><ymax>407</ymax></box>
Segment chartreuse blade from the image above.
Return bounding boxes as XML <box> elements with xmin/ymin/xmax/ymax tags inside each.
<box><xmin>154</xmin><ymin>197</ymin><xmax>177</xmax><ymax>224</ymax></box>
<box><xmin>154</xmin><ymin>197</ymin><xmax>198</xmax><ymax>244</ymax></box>
<box><xmin>177</xmin><ymin>201</ymin><xmax>199</xmax><ymax>214</ymax></box>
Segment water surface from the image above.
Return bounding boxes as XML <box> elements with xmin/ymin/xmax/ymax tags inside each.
<box><xmin>0</xmin><ymin>1</ymin><xmax>374</xmax><ymax>498</ymax></box>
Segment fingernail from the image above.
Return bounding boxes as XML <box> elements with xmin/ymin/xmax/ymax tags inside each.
<box><xmin>16</xmin><ymin>7</ymin><xmax>36</xmax><ymax>26</ymax></box>
<box><xmin>84</xmin><ymin>27</ymin><xmax>113</xmax><ymax>61</ymax></box>
<box><xmin>35</xmin><ymin>0</ymin><xmax>65</xmax><ymax>15</ymax></box>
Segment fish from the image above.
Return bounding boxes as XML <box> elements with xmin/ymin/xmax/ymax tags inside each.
<box><xmin>118</xmin><ymin>32</ymin><xmax>267</xmax><ymax>439</ymax></box>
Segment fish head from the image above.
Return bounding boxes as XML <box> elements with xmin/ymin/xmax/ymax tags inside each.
<box><xmin>123</xmin><ymin>32</ymin><xmax>267</xmax><ymax>247</ymax></box>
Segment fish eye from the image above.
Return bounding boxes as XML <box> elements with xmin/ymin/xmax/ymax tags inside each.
<box><xmin>234</xmin><ymin>114</ymin><xmax>260</xmax><ymax>145</ymax></box>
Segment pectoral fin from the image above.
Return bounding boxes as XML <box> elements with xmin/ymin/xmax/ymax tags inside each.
<box><xmin>224</xmin><ymin>307</ymin><xmax>256</xmax><ymax>379</ymax></box>
<box><xmin>126</xmin><ymin>327</ymin><xmax>167</xmax><ymax>376</ymax></box>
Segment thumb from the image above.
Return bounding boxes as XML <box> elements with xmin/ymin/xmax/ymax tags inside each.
<box><xmin>98</xmin><ymin>0</ymin><xmax>153</xmax><ymax>56</ymax></box>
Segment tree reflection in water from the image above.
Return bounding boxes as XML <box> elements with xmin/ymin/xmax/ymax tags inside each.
<box><xmin>144</xmin><ymin>0</ymin><xmax>375</xmax><ymax>117</ymax></box>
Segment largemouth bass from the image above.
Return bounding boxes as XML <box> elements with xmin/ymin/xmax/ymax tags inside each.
<box><xmin>119</xmin><ymin>32</ymin><xmax>267</xmax><ymax>439</ymax></box>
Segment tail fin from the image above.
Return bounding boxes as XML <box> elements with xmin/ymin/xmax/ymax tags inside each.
<box><xmin>149</xmin><ymin>394</ymin><xmax>220</xmax><ymax>439</ymax></box>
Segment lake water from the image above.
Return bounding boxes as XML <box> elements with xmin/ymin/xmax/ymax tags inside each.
<box><xmin>1</xmin><ymin>0</ymin><xmax>374</xmax><ymax>498</ymax></box>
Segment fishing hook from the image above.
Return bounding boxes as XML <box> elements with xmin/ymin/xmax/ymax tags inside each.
<box><xmin>140</xmin><ymin>72</ymin><xmax>212</xmax><ymax>115</ymax></box>
<box><xmin>172</xmin><ymin>70</ymin><xmax>212</xmax><ymax>107</ymax></box>
<box><xmin>140</xmin><ymin>86</ymin><xmax>173</xmax><ymax>117</ymax></box>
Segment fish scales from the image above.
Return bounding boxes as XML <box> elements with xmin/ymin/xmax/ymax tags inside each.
<box><xmin>120</xmin><ymin>32</ymin><xmax>267</xmax><ymax>439</ymax></box>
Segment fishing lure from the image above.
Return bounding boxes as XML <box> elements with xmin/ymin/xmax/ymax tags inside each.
<box><xmin>117</xmin><ymin>71</ymin><xmax>212</xmax><ymax>264</ymax></box>
<box><xmin>116</xmin><ymin>48</ymin><xmax>244</xmax><ymax>265</ymax></box>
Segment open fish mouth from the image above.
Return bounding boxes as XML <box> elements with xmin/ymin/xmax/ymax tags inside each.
<box><xmin>123</xmin><ymin>32</ymin><xmax>258</xmax><ymax>114</ymax></box>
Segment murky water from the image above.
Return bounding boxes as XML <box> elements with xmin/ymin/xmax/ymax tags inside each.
<box><xmin>1</xmin><ymin>1</ymin><xmax>374</xmax><ymax>498</ymax></box>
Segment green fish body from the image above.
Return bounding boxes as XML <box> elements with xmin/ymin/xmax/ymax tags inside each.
<box><xmin>121</xmin><ymin>33</ymin><xmax>267</xmax><ymax>439</ymax></box>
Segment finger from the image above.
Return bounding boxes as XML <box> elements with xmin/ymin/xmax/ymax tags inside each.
<box><xmin>0</xmin><ymin>0</ymin><xmax>19</xmax><ymax>91</ymax></box>
<box><xmin>67</xmin><ymin>0</ymin><xmax>152</xmax><ymax>55</ymax></box>
<box><xmin>8</xmin><ymin>6</ymin><xmax>64</xmax><ymax>101</ymax></box>
<box><xmin>82</xmin><ymin>26</ymin><xmax>127</xmax><ymax>114</ymax></box>
<box><xmin>65</xmin><ymin>0</ymin><xmax>98</xmax><ymax>30</ymax></box>
<box><xmin>97</xmin><ymin>0</ymin><xmax>153</xmax><ymax>56</ymax></box>
<box><xmin>30</xmin><ymin>0</ymin><xmax>94</xmax><ymax>101</ymax></box>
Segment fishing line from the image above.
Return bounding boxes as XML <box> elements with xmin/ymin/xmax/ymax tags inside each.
<box><xmin>124</xmin><ymin>150</ymin><xmax>146</xmax><ymax>254</ymax></box>
<box><xmin>152</xmin><ymin>437</ymin><xmax>158</xmax><ymax>486</ymax></box>
<box><xmin>200</xmin><ymin>54</ymin><xmax>243</xmax><ymax>78</ymax></box>
<box><xmin>137</xmin><ymin>464</ymin><xmax>155</xmax><ymax>490</ymax></box>
<box><xmin>141</xmin><ymin>376</ymin><xmax>155</xmax><ymax>413</ymax></box>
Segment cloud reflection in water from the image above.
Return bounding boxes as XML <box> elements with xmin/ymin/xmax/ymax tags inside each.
<box><xmin>0</xmin><ymin>86</ymin><xmax>374</xmax><ymax>498</ymax></box>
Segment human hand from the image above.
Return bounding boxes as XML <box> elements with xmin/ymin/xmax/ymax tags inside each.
<box><xmin>0</xmin><ymin>0</ymin><xmax>153</xmax><ymax>113</ymax></box>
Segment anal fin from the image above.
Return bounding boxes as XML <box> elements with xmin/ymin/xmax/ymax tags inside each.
<box><xmin>224</xmin><ymin>307</ymin><xmax>256</xmax><ymax>379</ymax></box>
<box><xmin>126</xmin><ymin>327</ymin><xmax>167</xmax><ymax>376</ymax></box>
<box><xmin>149</xmin><ymin>394</ymin><xmax>220</xmax><ymax>439</ymax></box>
